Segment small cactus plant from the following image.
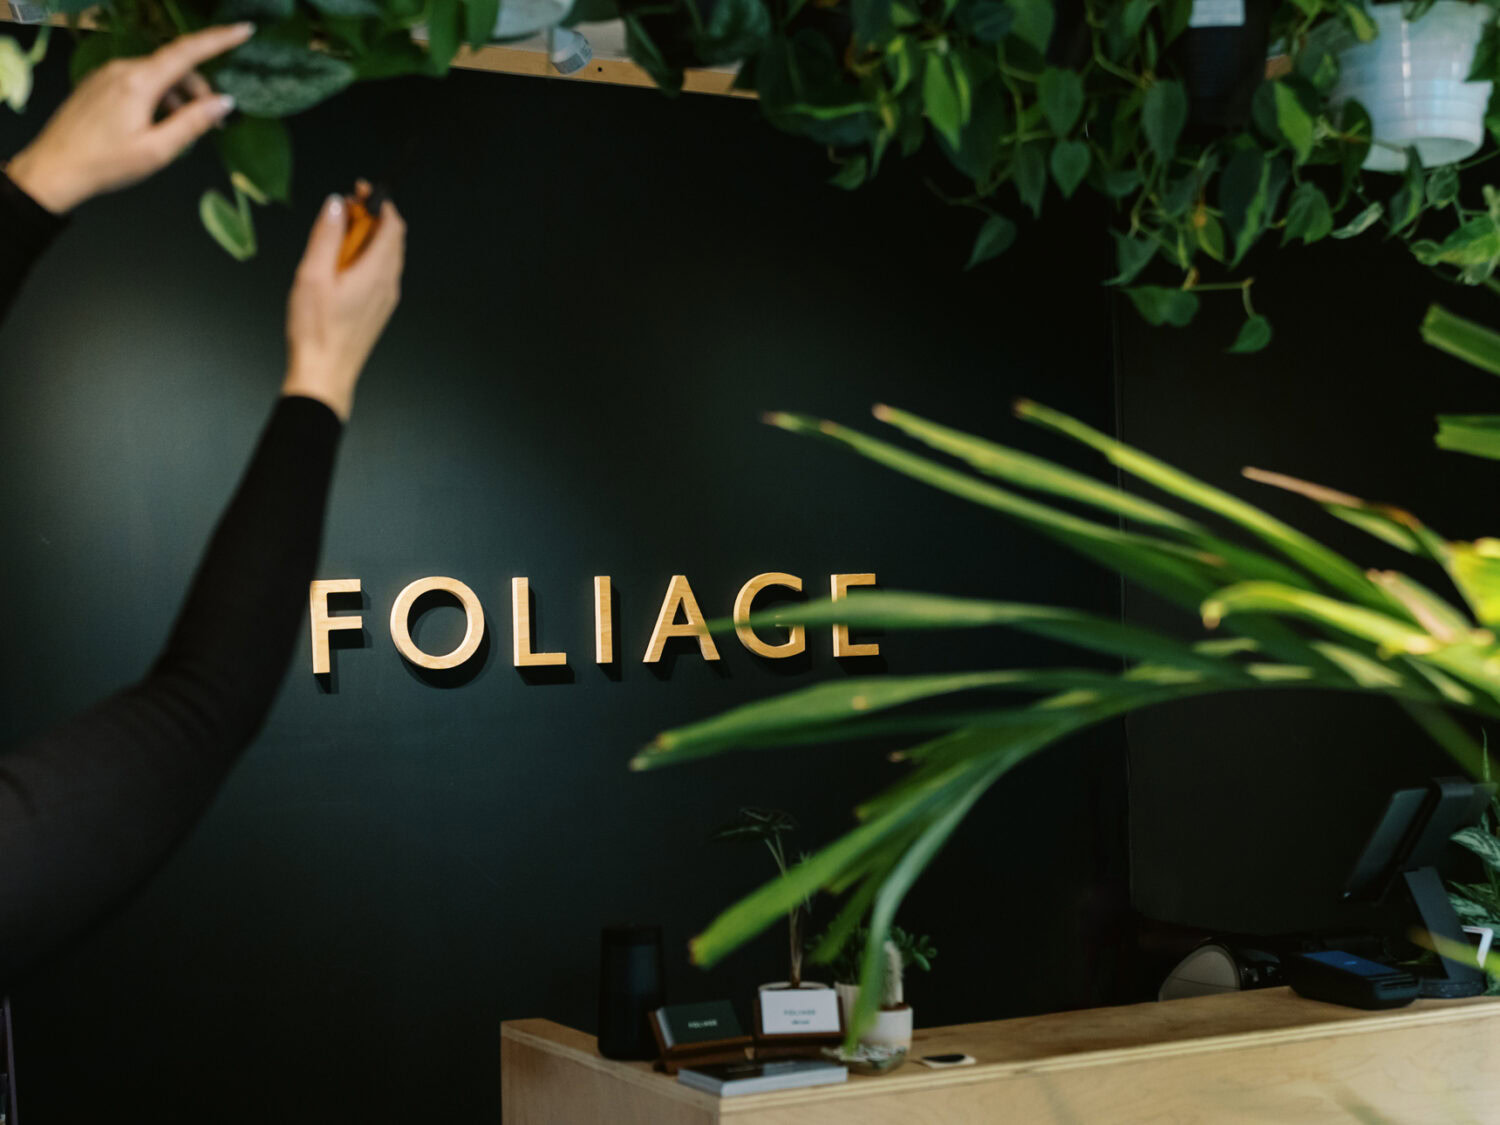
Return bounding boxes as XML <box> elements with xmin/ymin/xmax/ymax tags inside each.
<box><xmin>880</xmin><ymin>939</ymin><xmax>906</xmax><ymax>1010</ymax></box>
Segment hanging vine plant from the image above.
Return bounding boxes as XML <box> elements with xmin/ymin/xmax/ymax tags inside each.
<box><xmin>0</xmin><ymin>0</ymin><xmax>516</xmax><ymax>256</ymax></box>
<box><xmin>575</xmin><ymin>0</ymin><xmax>1500</xmax><ymax>350</ymax></box>
<box><xmin>3</xmin><ymin>0</ymin><xmax>1500</xmax><ymax>319</ymax></box>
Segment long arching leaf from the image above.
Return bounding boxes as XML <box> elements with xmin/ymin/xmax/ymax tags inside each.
<box><xmin>723</xmin><ymin>591</ymin><xmax>1250</xmax><ymax>676</ymax></box>
<box><xmin>1015</xmin><ymin>399</ymin><xmax>1396</xmax><ymax>613</ymax></box>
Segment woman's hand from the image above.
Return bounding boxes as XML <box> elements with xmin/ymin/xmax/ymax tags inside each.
<box><xmin>281</xmin><ymin>191</ymin><xmax>406</xmax><ymax>421</ymax></box>
<box><xmin>6</xmin><ymin>23</ymin><xmax>252</xmax><ymax>214</ymax></box>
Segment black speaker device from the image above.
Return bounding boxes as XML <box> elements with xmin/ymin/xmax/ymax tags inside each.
<box><xmin>596</xmin><ymin>924</ymin><xmax>665</xmax><ymax>1060</ymax></box>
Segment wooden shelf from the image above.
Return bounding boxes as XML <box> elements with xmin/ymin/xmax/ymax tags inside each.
<box><xmin>0</xmin><ymin>15</ymin><xmax>747</xmax><ymax>98</ymax></box>
<box><xmin>449</xmin><ymin>22</ymin><xmax>747</xmax><ymax>97</ymax></box>
<box><xmin>501</xmin><ymin>987</ymin><xmax>1500</xmax><ymax>1123</ymax></box>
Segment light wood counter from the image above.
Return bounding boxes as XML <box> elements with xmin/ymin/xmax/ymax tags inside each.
<box><xmin>501</xmin><ymin>987</ymin><xmax>1500</xmax><ymax>1123</ymax></box>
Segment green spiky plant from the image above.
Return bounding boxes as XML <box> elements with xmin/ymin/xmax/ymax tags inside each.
<box><xmin>712</xmin><ymin>807</ymin><xmax>815</xmax><ymax>987</ymax></box>
<box><xmin>1447</xmin><ymin>753</ymin><xmax>1500</xmax><ymax>994</ymax></box>
<box><xmin>629</xmin><ymin>372</ymin><xmax>1500</xmax><ymax>1046</ymax></box>
<box><xmin>822</xmin><ymin>922</ymin><xmax>935</xmax><ymax>986</ymax></box>
<box><xmin>1425</xmin><ymin>303</ymin><xmax>1500</xmax><ymax>463</ymax></box>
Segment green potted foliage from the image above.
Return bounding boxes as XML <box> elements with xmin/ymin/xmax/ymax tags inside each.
<box><xmin>1322</xmin><ymin>0</ymin><xmax>1495</xmax><ymax>174</ymax></box>
<box><xmin>712</xmin><ymin>806</ymin><xmax>824</xmax><ymax>991</ymax></box>
<box><xmin>823</xmin><ymin>922</ymin><xmax>935</xmax><ymax>1040</ymax></box>
<box><xmin>636</xmin><ymin>334</ymin><xmax>1500</xmax><ymax>1043</ymax></box>
<box><xmin>1447</xmin><ymin>751</ymin><xmax>1500</xmax><ymax>992</ymax></box>
<box><xmin>7</xmin><ymin>0</ymin><xmax>1500</xmax><ymax>331</ymax></box>
<box><xmin>0</xmin><ymin>0</ymin><xmax>573</xmax><ymax>257</ymax></box>
<box><xmin>573</xmin><ymin>0</ymin><xmax>1500</xmax><ymax>350</ymax></box>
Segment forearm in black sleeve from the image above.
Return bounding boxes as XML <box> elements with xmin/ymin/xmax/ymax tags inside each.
<box><xmin>0</xmin><ymin>395</ymin><xmax>342</xmax><ymax>981</ymax></box>
<box><xmin>0</xmin><ymin>169</ymin><xmax>66</xmax><ymax>317</ymax></box>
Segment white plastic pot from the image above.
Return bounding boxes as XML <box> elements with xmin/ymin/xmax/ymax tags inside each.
<box><xmin>490</xmin><ymin>0</ymin><xmax>576</xmax><ymax>40</ymax></box>
<box><xmin>861</xmin><ymin>1006</ymin><xmax>913</xmax><ymax>1051</ymax></box>
<box><xmin>834</xmin><ymin>985</ymin><xmax>914</xmax><ymax>1050</ymax></box>
<box><xmin>1332</xmin><ymin>1</ymin><xmax>1494</xmax><ymax>173</ymax></box>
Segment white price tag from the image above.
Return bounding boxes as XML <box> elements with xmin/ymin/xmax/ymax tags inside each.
<box><xmin>1188</xmin><ymin>0</ymin><xmax>1245</xmax><ymax>27</ymax></box>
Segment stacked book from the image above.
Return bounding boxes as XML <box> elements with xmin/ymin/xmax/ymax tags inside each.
<box><xmin>677</xmin><ymin>1059</ymin><xmax>848</xmax><ymax>1096</ymax></box>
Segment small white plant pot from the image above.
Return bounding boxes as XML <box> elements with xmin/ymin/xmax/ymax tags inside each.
<box><xmin>491</xmin><ymin>0</ymin><xmax>575</xmax><ymax>39</ymax></box>
<box><xmin>1332</xmin><ymin>1</ymin><xmax>1494</xmax><ymax>172</ymax></box>
<box><xmin>861</xmin><ymin>1006</ymin><xmax>913</xmax><ymax>1051</ymax></box>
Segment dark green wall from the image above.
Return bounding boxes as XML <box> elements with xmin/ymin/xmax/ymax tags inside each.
<box><xmin>0</xmin><ymin>40</ymin><xmax>1128</xmax><ymax>1121</ymax></box>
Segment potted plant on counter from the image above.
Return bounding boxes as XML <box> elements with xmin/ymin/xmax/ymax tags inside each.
<box><xmin>864</xmin><ymin>940</ymin><xmax>914</xmax><ymax>1052</ymax></box>
<box><xmin>636</xmin><ymin>359</ymin><xmax>1500</xmax><ymax>1044</ymax></box>
<box><xmin>823</xmin><ymin>922</ymin><xmax>936</xmax><ymax>1037</ymax></box>
<box><xmin>712</xmin><ymin>807</ymin><xmax>823</xmax><ymax>992</ymax></box>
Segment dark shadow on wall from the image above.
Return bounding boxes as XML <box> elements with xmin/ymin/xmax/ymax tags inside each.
<box><xmin>598</xmin><ymin>582</ymin><xmax>623</xmax><ymax>682</ymax></box>
<box><xmin>645</xmin><ymin>639</ymin><xmax>733</xmax><ymax>681</ymax></box>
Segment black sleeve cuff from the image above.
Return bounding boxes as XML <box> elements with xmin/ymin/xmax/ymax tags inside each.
<box><xmin>272</xmin><ymin>394</ymin><xmax>345</xmax><ymax>438</ymax></box>
<box><xmin>0</xmin><ymin>167</ymin><xmax>68</xmax><ymax>261</ymax></box>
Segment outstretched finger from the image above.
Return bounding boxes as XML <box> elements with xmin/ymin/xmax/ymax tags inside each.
<box><xmin>147</xmin><ymin>91</ymin><xmax>236</xmax><ymax>161</ymax></box>
<box><xmin>141</xmin><ymin>23</ymin><xmax>254</xmax><ymax>93</ymax></box>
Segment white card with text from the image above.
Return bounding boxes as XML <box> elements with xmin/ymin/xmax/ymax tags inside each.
<box><xmin>758</xmin><ymin>988</ymin><xmax>841</xmax><ymax>1035</ymax></box>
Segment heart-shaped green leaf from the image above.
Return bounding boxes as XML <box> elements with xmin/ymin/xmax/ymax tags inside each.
<box><xmin>1228</xmin><ymin>314</ymin><xmax>1272</xmax><ymax>354</ymax></box>
<box><xmin>1049</xmin><ymin>138</ymin><xmax>1090</xmax><ymax>198</ymax></box>
<box><xmin>1038</xmin><ymin>67</ymin><xmax>1083</xmax><ymax>135</ymax></box>
<box><xmin>215</xmin><ymin>115</ymin><xmax>291</xmax><ymax>204</ymax></box>
<box><xmin>1107</xmin><ymin>230</ymin><xmax>1156</xmax><ymax>285</ymax></box>
<box><xmin>1273</xmin><ymin>81</ymin><xmax>1314</xmax><ymax>163</ymax></box>
<box><xmin>1282</xmin><ymin>181</ymin><xmax>1333</xmax><ymax>245</ymax></box>
<box><xmin>1124</xmin><ymin>285</ymin><xmax>1199</xmax><ymax>327</ymax></box>
<box><xmin>200</xmin><ymin>189</ymin><xmax>257</xmax><ymax>261</ymax></box>
<box><xmin>923</xmin><ymin>54</ymin><xmax>963</xmax><ymax>149</ymax></box>
<box><xmin>212</xmin><ymin>40</ymin><xmax>356</xmax><ymax>118</ymax></box>
<box><xmin>1142</xmin><ymin>78</ymin><xmax>1186</xmax><ymax>164</ymax></box>
<box><xmin>966</xmin><ymin>214</ymin><xmax>1017</xmax><ymax>268</ymax></box>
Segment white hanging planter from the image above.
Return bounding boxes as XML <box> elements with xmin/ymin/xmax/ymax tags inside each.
<box><xmin>1331</xmin><ymin>1</ymin><xmax>1495</xmax><ymax>173</ymax></box>
<box><xmin>491</xmin><ymin>0</ymin><xmax>577</xmax><ymax>41</ymax></box>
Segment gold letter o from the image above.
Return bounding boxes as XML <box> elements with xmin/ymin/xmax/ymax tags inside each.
<box><xmin>389</xmin><ymin>577</ymin><xmax>486</xmax><ymax>670</ymax></box>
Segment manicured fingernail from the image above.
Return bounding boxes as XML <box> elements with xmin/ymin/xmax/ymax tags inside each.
<box><xmin>213</xmin><ymin>93</ymin><xmax>235</xmax><ymax>117</ymax></box>
<box><xmin>326</xmin><ymin>194</ymin><xmax>344</xmax><ymax>219</ymax></box>
<box><xmin>233</xmin><ymin>21</ymin><xmax>255</xmax><ymax>34</ymax></box>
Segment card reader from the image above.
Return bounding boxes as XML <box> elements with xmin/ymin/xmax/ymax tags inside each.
<box><xmin>1286</xmin><ymin>950</ymin><xmax>1419</xmax><ymax>1010</ymax></box>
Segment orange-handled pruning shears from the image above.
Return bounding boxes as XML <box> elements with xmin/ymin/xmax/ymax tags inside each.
<box><xmin>337</xmin><ymin>181</ymin><xmax>388</xmax><ymax>270</ymax></box>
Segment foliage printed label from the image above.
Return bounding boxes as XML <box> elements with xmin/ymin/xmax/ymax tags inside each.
<box><xmin>758</xmin><ymin>988</ymin><xmax>840</xmax><ymax>1035</ymax></box>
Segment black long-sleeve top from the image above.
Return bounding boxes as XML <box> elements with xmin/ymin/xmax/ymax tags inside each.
<box><xmin>0</xmin><ymin>171</ymin><xmax>342</xmax><ymax>982</ymax></box>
